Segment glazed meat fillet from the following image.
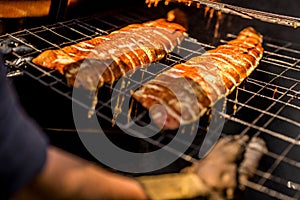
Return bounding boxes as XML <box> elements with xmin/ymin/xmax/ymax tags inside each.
<box><xmin>32</xmin><ymin>18</ymin><xmax>187</xmax><ymax>91</ymax></box>
<box><xmin>132</xmin><ymin>27</ymin><xmax>264</xmax><ymax>130</ymax></box>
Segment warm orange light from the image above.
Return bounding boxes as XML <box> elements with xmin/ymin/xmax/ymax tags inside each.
<box><xmin>0</xmin><ymin>0</ymin><xmax>51</xmax><ymax>18</ymax></box>
<box><xmin>68</xmin><ymin>0</ymin><xmax>79</xmax><ymax>6</ymax></box>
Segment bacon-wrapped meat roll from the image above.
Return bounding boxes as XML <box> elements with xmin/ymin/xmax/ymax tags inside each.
<box><xmin>32</xmin><ymin>18</ymin><xmax>187</xmax><ymax>91</ymax></box>
<box><xmin>132</xmin><ymin>27</ymin><xmax>264</xmax><ymax>130</ymax></box>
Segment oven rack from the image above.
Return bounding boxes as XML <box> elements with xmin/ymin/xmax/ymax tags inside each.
<box><xmin>1</xmin><ymin>6</ymin><xmax>300</xmax><ymax>200</ymax></box>
<box><xmin>148</xmin><ymin>0</ymin><xmax>300</xmax><ymax>28</ymax></box>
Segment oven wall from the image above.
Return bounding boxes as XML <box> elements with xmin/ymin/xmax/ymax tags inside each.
<box><xmin>0</xmin><ymin>0</ymin><xmax>147</xmax><ymax>34</ymax></box>
<box><xmin>65</xmin><ymin>0</ymin><xmax>146</xmax><ymax>18</ymax></box>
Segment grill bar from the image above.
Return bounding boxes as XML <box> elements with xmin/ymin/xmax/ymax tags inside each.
<box><xmin>1</xmin><ymin>7</ymin><xmax>300</xmax><ymax>199</ymax></box>
<box><xmin>155</xmin><ymin>0</ymin><xmax>300</xmax><ymax>28</ymax></box>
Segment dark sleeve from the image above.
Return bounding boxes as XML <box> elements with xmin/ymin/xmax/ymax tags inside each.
<box><xmin>0</xmin><ymin>56</ymin><xmax>48</xmax><ymax>199</ymax></box>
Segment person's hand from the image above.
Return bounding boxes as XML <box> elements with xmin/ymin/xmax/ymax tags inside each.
<box><xmin>182</xmin><ymin>135</ymin><xmax>267</xmax><ymax>200</ymax></box>
<box><xmin>137</xmin><ymin>135</ymin><xmax>267</xmax><ymax>200</ymax></box>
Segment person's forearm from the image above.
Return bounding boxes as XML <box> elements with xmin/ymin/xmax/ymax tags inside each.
<box><xmin>11</xmin><ymin>147</ymin><xmax>147</xmax><ymax>200</ymax></box>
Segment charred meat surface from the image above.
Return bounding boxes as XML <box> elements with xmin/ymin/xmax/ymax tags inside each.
<box><xmin>32</xmin><ymin>18</ymin><xmax>187</xmax><ymax>91</ymax></box>
<box><xmin>131</xmin><ymin>27</ymin><xmax>264</xmax><ymax>130</ymax></box>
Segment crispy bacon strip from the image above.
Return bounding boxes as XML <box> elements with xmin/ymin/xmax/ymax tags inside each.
<box><xmin>131</xmin><ymin>27</ymin><xmax>264</xmax><ymax>130</ymax></box>
<box><xmin>32</xmin><ymin>18</ymin><xmax>187</xmax><ymax>91</ymax></box>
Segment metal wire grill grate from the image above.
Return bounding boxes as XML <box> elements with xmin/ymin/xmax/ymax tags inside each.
<box><xmin>1</xmin><ymin>6</ymin><xmax>300</xmax><ymax>200</ymax></box>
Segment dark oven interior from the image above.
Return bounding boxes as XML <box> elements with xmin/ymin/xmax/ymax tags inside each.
<box><xmin>1</xmin><ymin>0</ymin><xmax>300</xmax><ymax>199</ymax></box>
